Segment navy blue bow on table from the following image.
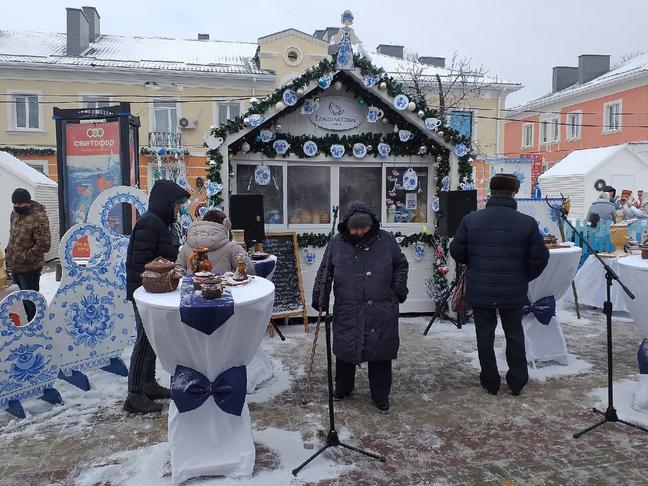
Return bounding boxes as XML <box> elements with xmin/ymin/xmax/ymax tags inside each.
<box><xmin>171</xmin><ymin>364</ymin><xmax>247</xmax><ymax>416</ymax></box>
<box><xmin>523</xmin><ymin>295</ymin><xmax>556</xmax><ymax>325</ymax></box>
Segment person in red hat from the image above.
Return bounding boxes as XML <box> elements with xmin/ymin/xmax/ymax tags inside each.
<box><xmin>450</xmin><ymin>174</ymin><xmax>549</xmax><ymax>396</ymax></box>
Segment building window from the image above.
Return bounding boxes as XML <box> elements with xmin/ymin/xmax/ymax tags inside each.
<box><xmin>339</xmin><ymin>167</ymin><xmax>382</xmax><ymax>222</ymax></box>
<box><xmin>24</xmin><ymin>160</ymin><xmax>49</xmax><ymax>175</ymax></box>
<box><xmin>153</xmin><ymin>100</ymin><xmax>178</xmax><ymax>133</ymax></box>
<box><xmin>522</xmin><ymin>123</ymin><xmax>534</xmax><ymax>148</ymax></box>
<box><xmin>566</xmin><ymin>111</ymin><xmax>582</xmax><ymax>140</ymax></box>
<box><xmin>449</xmin><ymin>111</ymin><xmax>473</xmax><ymax>138</ymax></box>
<box><xmin>236</xmin><ymin>164</ymin><xmax>284</xmax><ymax>224</ymax></box>
<box><xmin>603</xmin><ymin>100</ymin><xmax>622</xmax><ymax>133</ymax></box>
<box><xmin>217</xmin><ymin>102</ymin><xmax>240</xmax><ymax>126</ymax></box>
<box><xmin>283</xmin><ymin>46</ymin><xmax>303</xmax><ymax>66</ymax></box>
<box><xmin>12</xmin><ymin>94</ymin><xmax>40</xmax><ymax>130</ymax></box>
<box><xmin>540</xmin><ymin>116</ymin><xmax>560</xmax><ymax>144</ymax></box>
<box><xmin>287</xmin><ymin>166</ymin><xmax>331</xmax><ymax>224</ymax></box>
<box><xmin>385</xmin><ymin>167</ymin><xmax>428</xmax><ymax>223</ymax></box>
<box><xmin>81</xmin><ymin>96</ymin><xmax>112</xmax><ymax>109</ymax></box>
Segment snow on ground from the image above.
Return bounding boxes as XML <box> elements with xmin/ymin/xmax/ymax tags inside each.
<box><xmin>73</xmin><ymin>427</ymin><xmax>352</xmax><ymax>486</ymax></box>
<box><xmin>39</xmin><ymin>270</ymin><xmax>60</xmax><ymax>303</ymax></box>
<box><xmin>590</xmin><ymin>377</ymin><xmax>648</xmax><ymax>428</ymax></box>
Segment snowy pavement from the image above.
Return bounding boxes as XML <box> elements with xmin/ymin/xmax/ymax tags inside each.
<box><xmin>1</xmin><ymin>274</ymin><xmax>647</xmax><ymax>485</ymax></box>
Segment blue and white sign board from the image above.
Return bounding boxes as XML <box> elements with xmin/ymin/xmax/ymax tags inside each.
<box><xmin>487</xmin><ymin>158</ymin><xmax>534</xmax><ymax>199</ymax></box>
<box><xmin>517</xmin><ymin>198</ymin><xmax>563</xmax><ymax>237</ymax></box>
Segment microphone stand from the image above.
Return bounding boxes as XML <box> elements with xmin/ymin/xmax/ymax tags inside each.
<box><xmin>292</xmin><ymin>206</ymin><xmax>386</xmax><ymax>476</ymax></box>
<box><xmin>546</xmin><ymin>196</ymin><xmax>648</xmax><ymax>438</ymax></box>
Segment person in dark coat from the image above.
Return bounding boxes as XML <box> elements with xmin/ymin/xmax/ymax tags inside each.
<box><xmin>312</xmin><ymin>201</ymin><xmax>409</xmax><ymax>413</ymax></box>
<box><xmin>449</xmin><ymin>174</ymin><xmax>549</xmax><ymax>396</ymax></box>
<box><xmin>124</xmin><ymin>180</ymin><xmax>190</xmax><ymax>414</ymax></box>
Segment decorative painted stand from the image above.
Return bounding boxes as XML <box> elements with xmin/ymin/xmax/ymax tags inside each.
<box><xmin>50</xmin><ymin>186</ymin><xmax>148</xmax><ymax>391</ymax></box>
<box><xmin>0</xmin><ymin>290</ymin><xmax>62</xmax><ymax>418</ymax></box>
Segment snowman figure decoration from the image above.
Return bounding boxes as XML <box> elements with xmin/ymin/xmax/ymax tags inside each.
<box><xmin>333</xmin><ymin>10</ymin><xmax>361</xmax><ymax>71</ymax></box>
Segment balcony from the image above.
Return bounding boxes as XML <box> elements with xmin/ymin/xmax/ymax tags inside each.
<box><xmin>148</xmin><ymin>131</ymin><xmax>182</xmax><ymax>150</ymax></box>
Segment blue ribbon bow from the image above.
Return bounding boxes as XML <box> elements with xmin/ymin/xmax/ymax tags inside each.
<box><xmin>523</xmin><ymin>295</ymin><xmax>556</xmax><ymax>325</ymax></box>
<box><xmin>171</xmin><ymin>364</ymin><xmax>247</xmax><ymax>416</ymax></box>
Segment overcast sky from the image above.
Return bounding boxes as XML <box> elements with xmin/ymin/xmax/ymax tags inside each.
<box><xmin>3</xmin><ymin>0</ymin><xmax>647</xmax><ymax>107</ymax></box>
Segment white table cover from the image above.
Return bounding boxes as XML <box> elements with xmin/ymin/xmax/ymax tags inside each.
<box><xmin>247</xmin><ymin>255</ymin><xmax>278</xmax><ymax>393</ymax></box>
<box><xmin>617</xmin><ymin>255</ymin><xmax>648</xmax><ymax>412</ymax></box>
<box><xmin>524</xmin><ymin>246</ymin><xmax>582</xmax><ymax>365</ymax></box>
<box><xmin>567</xmin><ymin>254</ymin><xmax>628</xmax><ymax>312</ymax></box>
<box><xmin>134</xmin><ymin>277</ymin><xmax>274</xmax><ymax>484</ymax></box>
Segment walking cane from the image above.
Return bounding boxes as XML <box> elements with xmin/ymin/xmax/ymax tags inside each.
<box><xmin>301</xmin><ymin>309</ymin><xmax>323</xmax><ymax>404</ymax></box>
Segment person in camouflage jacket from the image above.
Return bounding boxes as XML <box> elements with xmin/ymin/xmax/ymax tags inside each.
<box><xmin>5</xmin><ymin>188</ymin><xmax>51</xmax><ymax>321</ymax></box>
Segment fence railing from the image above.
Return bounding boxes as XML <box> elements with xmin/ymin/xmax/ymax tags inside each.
<box><xmin>564</xmin><ymin>219</ymin><xmax>648</xmax><ymax>266</ymax></box>
<box><xmin>148</xmin><ymin>131</ymin><xmax>182</xmax><ymax>149</ymax></box>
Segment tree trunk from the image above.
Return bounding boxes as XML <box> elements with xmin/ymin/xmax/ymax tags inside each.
<box><xmin>436</xmin><ymin>74</ymin><xmax>445</xmax><ymax>117</ymax></box>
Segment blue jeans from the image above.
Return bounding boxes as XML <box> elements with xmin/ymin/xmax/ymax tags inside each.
<box><xmin>11</xmin><ymin>267</ymin><xmax>42</xmax><ymax>322</ymax></box>
<box><xmin>127</xmin><ymin>302</ymin><xmax>157</xmax><ymax>393</ymax></box>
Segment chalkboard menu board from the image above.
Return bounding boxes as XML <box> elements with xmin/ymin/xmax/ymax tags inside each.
<box><xmin>263</xmin><ymin>232</ymin><xmax>306</xmax><ymax>322</ymax></box>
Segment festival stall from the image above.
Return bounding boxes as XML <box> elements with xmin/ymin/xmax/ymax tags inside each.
<box><xmin>202</xmin><ymin>43</ymin><xmax>475</xmax><ymax>315</ymax></box>
<box><xmin>539</xmin><ymin>143</ymin><xmax>648</xmax><ymax>220</ymax></box>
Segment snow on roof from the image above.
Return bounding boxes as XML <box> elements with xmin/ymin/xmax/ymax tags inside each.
<box><xmin>0</xmin><ymin>31</ymin><xmax>268</xmax><ymax>75</ymax></box>
<box><xmin>510</xmin><ymin>53</ymin><xmax>648</xmax><ymax>115</ymax></box>
<box><xmin>539</xmin><ymin>145</ymin><xmax>626</xmax><ymax>178</ymax></box>
<box><xmin>366</xmin><ymin>50</ymin><xmax>520</xmax><ymax>88</ymax></box>
<box><xmin>0</xmin><ymin>151</ymin><xmax>57</xmax><ymax>187</ymax></box>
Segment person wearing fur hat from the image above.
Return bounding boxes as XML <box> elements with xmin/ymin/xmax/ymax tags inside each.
<box><xmin>450</xmin><ymin>174</ymin><xmax>549</xmax><ymax>396</ymax></box>
<box><xmin>5</xmin><ymin>188</ymin><xmax>51</xmax><ymax>322</ymax></box>
<box><xmin>312</xmin><ymin>201</ymin><xmax>409</xmax><ymax>414</ymax></box>
<box><xmin>175</xmin><ymin>209</ymin><xmax>254</xmax><ymax>276</ymax></box>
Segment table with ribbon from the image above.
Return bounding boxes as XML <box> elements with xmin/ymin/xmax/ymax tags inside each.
<box><xmin>134</xmin><ymin>276</ymin><xmax>274</xmax><ymax>484</ymax></box>
<box><xmin>566</xmin><ymin>254</ymin><xmax>629</xmax><ymax>312</ymax></box>
<box><xmin>247</xmin><ymin>254</ymin><xmax>277</xmax><ymax>393</ymax></box>
<box><xmin>522</xmin><ymin>246</ymin><xmax>582</xmax><ymax>365</ymax></box>
<box><xmin>617</xmin><ymin>255</ymin><xmax>648</xmax><ymax>412</ymax></box>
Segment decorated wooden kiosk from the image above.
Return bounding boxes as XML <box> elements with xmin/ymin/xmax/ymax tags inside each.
<box><xmin>203</xmin><ymin>31</ymin><xmax>475</xmax><ymax>314</ymax></box>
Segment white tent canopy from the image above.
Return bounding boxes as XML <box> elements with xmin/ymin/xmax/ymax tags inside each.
<box><xmin>0</xmin><ymin>151</ymin><xmax>59</xmax><ymax>263</ymax></box>
<box><xmin>539</xmin><ymin>143</ymin><xmax>648</xmax><ymax>220</ymax></box>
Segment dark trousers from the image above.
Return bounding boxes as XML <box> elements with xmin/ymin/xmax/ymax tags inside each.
<box><xmin>127</xmin><ymin>302</ymin><xmax>157</xmax><ymax>393</ymax></box>
<box><xmin>472</xmin><ymin>306</ymin><xmax>528</xmax><ymax>394</ymax></box>
<box><xmin>11</xmin><ymin>267</ymin><xmax>42</xmax><ymax>322</ymax></box>
<box><xmin>335</xmin><ymin>358</ymin><xmax>392</xmax><ymax>404</ymax></box>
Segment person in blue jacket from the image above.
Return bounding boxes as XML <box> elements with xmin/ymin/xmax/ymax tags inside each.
<box><xmin>450</xmin><ymin>174</ymin><xmax>549</xmax><ymax>396</ymax></box>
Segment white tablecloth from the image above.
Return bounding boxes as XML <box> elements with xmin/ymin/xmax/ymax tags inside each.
<box><xmin>134</xmin><ymin>277</ymin><xmax>274</xmax><ymax>484</ymax></box>
<box><xmin>617</xmin><ymin>255</ymin><xmax>648</xmax><ymax>412</ymax></box>
<box><xmin>524</xmin><ymin>246</ymin><xmax>582</xmax><ymax>365</ymax></box>
<box><xmin>567</xmin><ymin>254</ymin><xmax>628</xmax><ymax>312</ymax></box>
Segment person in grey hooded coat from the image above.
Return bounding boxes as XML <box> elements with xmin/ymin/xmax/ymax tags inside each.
<box><xmin>312</xmin><ymin>201</ymin><xmax>409</xmax><ymax>413</ymax></box>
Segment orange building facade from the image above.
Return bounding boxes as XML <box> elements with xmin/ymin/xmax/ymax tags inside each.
<box><xmin>505</xmin><ymin>54</ymin><xmax>648</xmax><ymax>175</ymax></box>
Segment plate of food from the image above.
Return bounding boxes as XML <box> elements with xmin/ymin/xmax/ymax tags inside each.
<box><xmin>221</xmin><ymin>271</ymin><xmax>254</xmax><ymax>286</ymax></box>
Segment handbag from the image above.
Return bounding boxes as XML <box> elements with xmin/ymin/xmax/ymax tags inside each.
<box><xmin>451</xmin><ymin>270</ymin><xmax>471</xmax><ymax>313</ymax></box>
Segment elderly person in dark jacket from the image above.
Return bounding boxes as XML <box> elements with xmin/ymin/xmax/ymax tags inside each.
<box><xmin>450</xmin><ymin>174</ymin><xmax>549</xmax><ymax>396</ymax></box>
<box><xmin>313</xmin><ymin>201</ymin><xmax>409</xmax><ymax>413</ymax></box>
<box><xmin>124</xmin><ymin>180</ymin><xmax>190</xmax><ymax>414</ymax></box>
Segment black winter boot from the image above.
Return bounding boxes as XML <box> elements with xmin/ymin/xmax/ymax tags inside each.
<box><xmin>123</xmin><ymin>392</ymin><xmax>163</xmax><ymax>414</ymax></box>
<box><xmin>143</xmin><ymin>381</ymin><xmax>171</xmax><ymax>400</ymax></box>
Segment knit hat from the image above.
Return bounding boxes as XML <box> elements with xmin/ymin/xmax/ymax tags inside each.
<box><xmin>490</xmin><ymin>173</ymin><xmax>520</xmax><ymax>193</ymax></box>
<box><xmin>11</xmin><ymin>188</ymin><xmax>31</xmax><ymax>204</ymax></box>
<box><xmin>347</xmin><ymin>211</ymin><xmax>374</xmax><ymax>229</ymax></box>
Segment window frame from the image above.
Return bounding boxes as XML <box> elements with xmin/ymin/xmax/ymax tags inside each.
<box><xmin>150</xmin><ymin>98</ymin><xmax>181</xmax><ymax>133</ymax></box>
<box><xmin>230</xmin><ymin>159</ymin><xmax>433</xmax><ymax>230</ymax></box>
<box><xmin>215</xmin><ymin>102</ymin><xmax>241</xmax><ymax>127</ymax></box>
<box><xmin>7</xmin><ymin>90</ymin><xmax>43</xmax><ymax>132</ymax></box>
<box><xmin>23</xmin><ymin>159</ymin><xmax>49</xmax><ymax>176</ymax></box>
<box><xmin>79</xmin><ymin>93</ymin><xmax>113</xmax><ymax>109</ymax></box>
<box><xmin>566</xmin><ymin>110</ymin><xmax>582</xmax><ymax>140</ymax></box>
<box><xmin>602</xmin><ymin>99</ymin><xmax>623</xmax><ymax>134</ymax></box>
<box><xmin>521</xmin><ymin>123</ymin><xmax>534</xmax><ymax>148</ymax></box>
<box><xmin>539</xmin><ymin>115</ymin><xmax>560</xmax><ymax>145</ymax></box>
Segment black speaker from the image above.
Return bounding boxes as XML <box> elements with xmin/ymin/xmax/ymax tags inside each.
<box><xmin>229</xmin><ymin>194</ymin><xmax>265</xmax><ymax>244</ymax></box>
<box><xmin>437</xmin><ymin>190</ymin><xmax>477</xmax><ymax>237</ymax></box>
